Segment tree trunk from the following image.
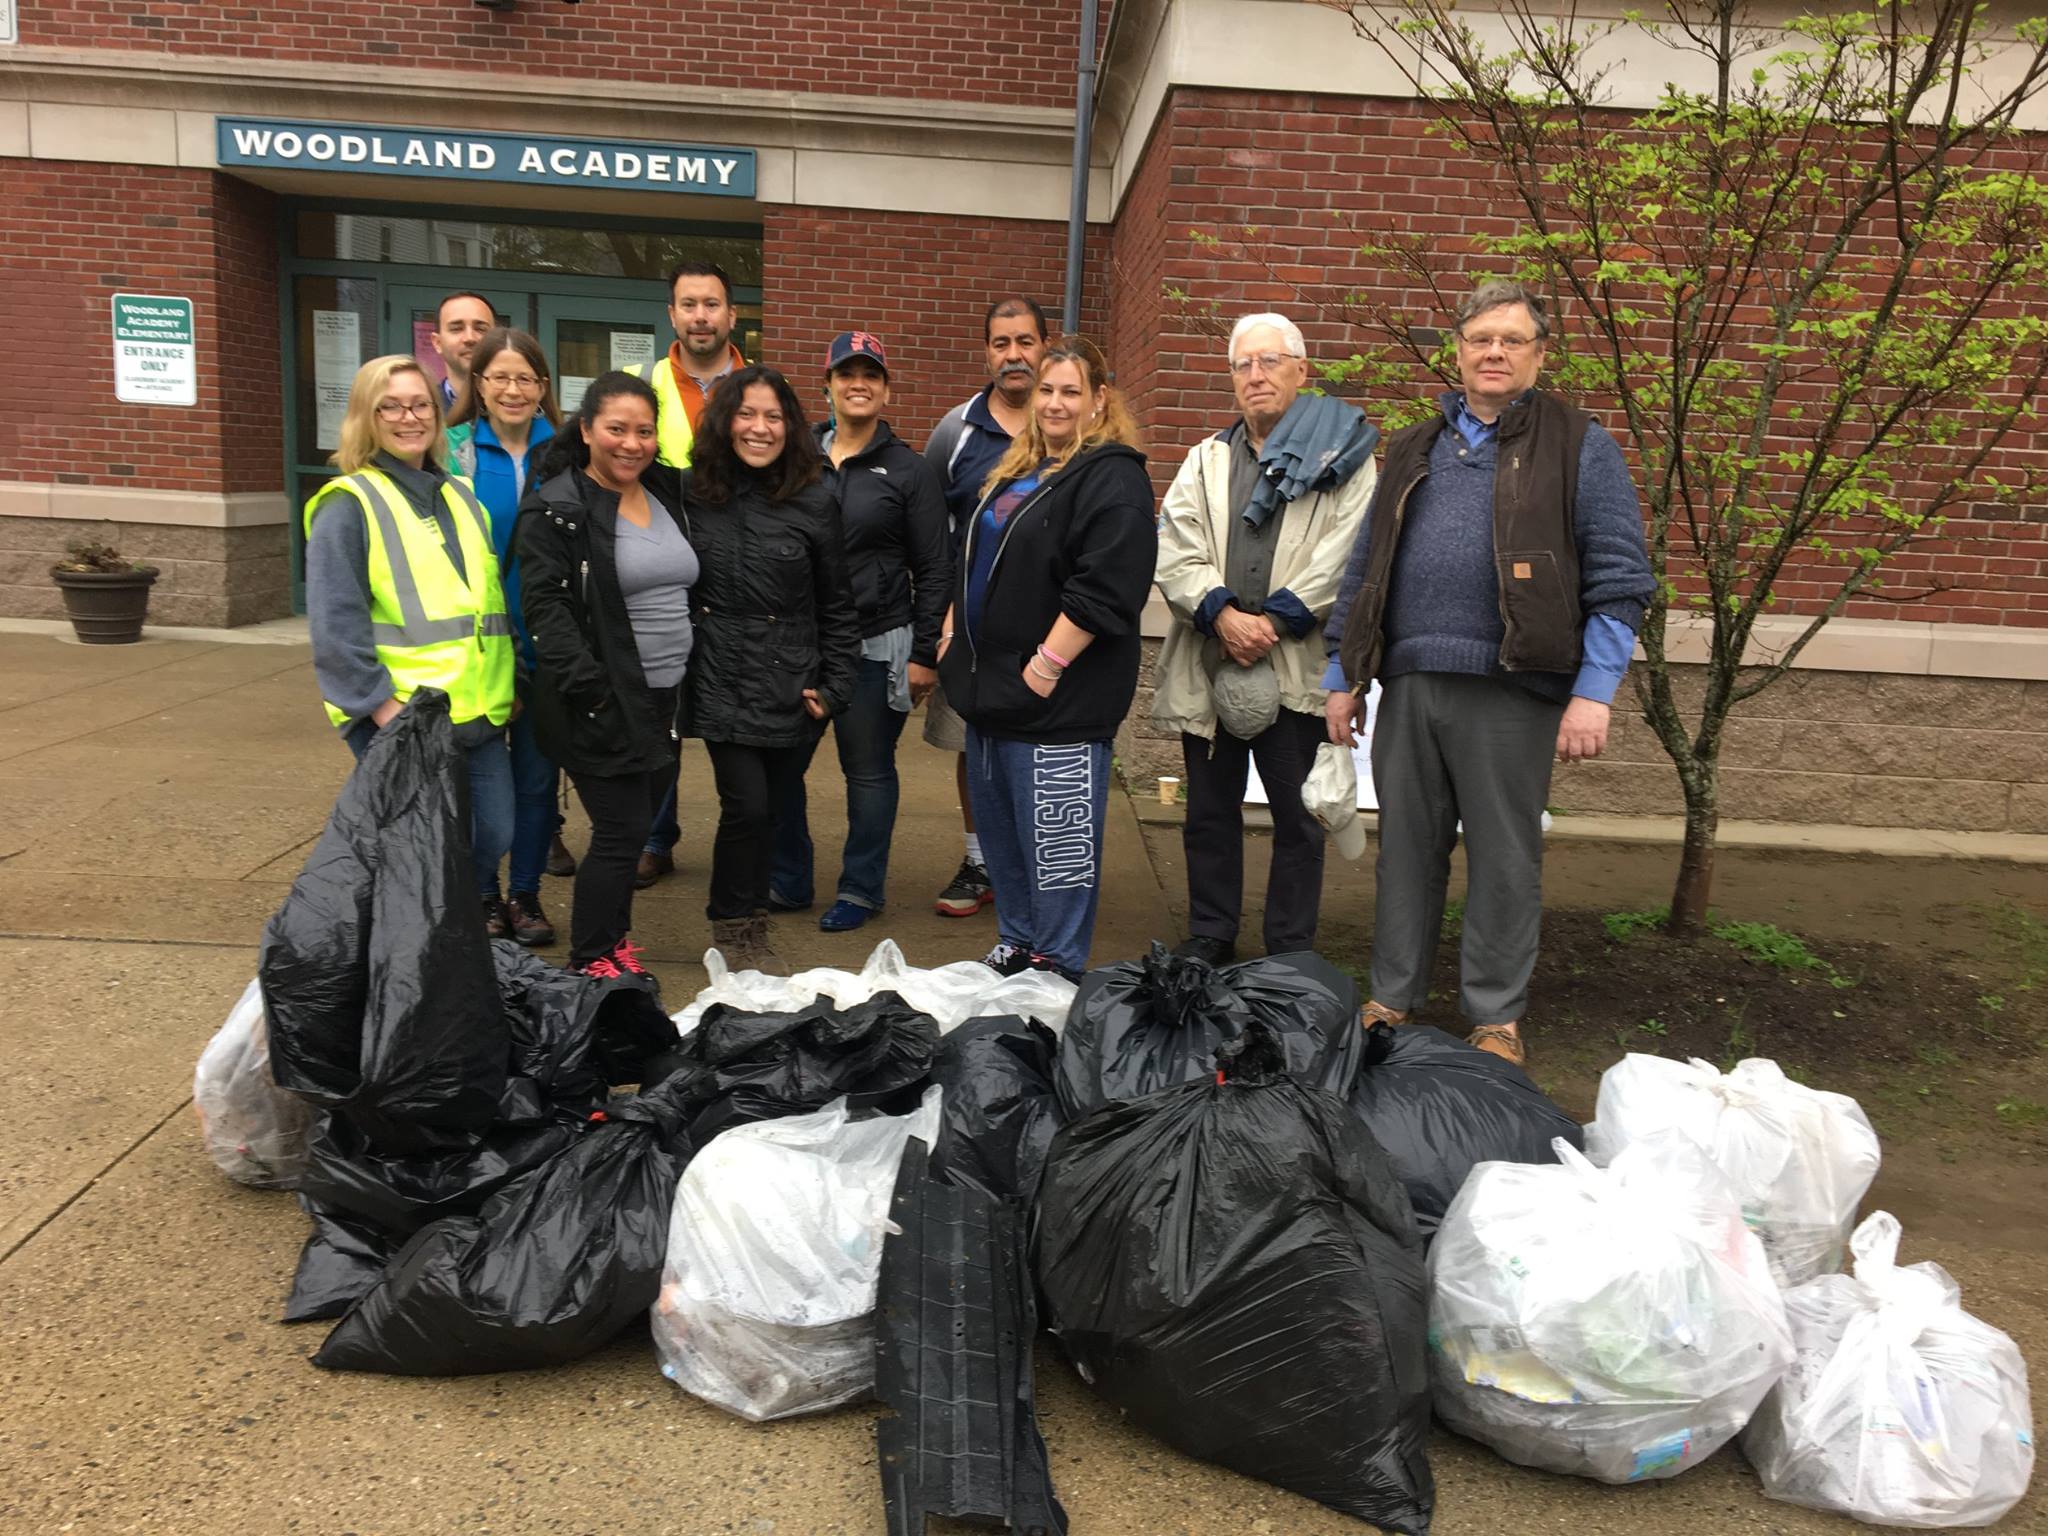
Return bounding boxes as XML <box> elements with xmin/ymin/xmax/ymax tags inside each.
<box><xmin>1667</xmin><ymin>761</ymin><xmax>1719</xmax><ymax>935</ymax></box>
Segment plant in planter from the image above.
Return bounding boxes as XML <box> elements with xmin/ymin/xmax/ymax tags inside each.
<box><xmin>50</xmin><ymin>540</ymin><xmax>160</xmax><ymax>645</ymax></box>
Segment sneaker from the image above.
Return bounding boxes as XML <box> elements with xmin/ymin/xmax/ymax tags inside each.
<box><xmin>482</xmin><ymin>893</ymin><xmax>512</xmax><ymax>941</ymax></box>
<box><xmin>1027</xmin><ymin>953</ymin><xmax>1083</xmax><ymax>983</ymax></box>
<box><xmin>819</xmin><ymin>899</ymin><xmax>873</xmax><ymax>933</ymax></box>
<box><xmin>1171</xmin><ymin>935</ymin><xmax>1236</xmax><ymax>967</ymax></box>
<box><xmin>981</xmin><ymin>942</ymin><xmax>1031</xmax><ymax>977</ymax></box>
<box><xmin>507</xmin><ymin>891</ymin><xmax>555</xmax><ymax>947</ymax></box>
<box><xmin>634</xmin><ymin>850</ymin><xmax>674</xmax><ymax>890</ymax></box>
<box><xmin>610</xmin><ymin>938</ymin><xmax>651</xmax><ymax>977</ymax></box>
<box><xmin>546</xmin><ymin>835</ymin><xmax>578</xmax><ymax>879</ymax></box>
<box><xmin>578</xmin><ymin>953</ymin><xmax>624</xmax><ymax>980</ymax></box>
<box><xmin>935</xmin><ymin>858</ymin><xmax>994</xmax><ymax>918</ymax></box>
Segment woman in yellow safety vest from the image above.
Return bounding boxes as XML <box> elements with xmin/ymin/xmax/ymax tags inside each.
<box><xmin>304</xmin><ymin>354</ymin><xmax>518</xmax><ymax>934</ymax></box>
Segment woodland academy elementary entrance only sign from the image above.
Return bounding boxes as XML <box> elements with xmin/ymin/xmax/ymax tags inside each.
<box><xmin>112</xmin><ymin>293</ymin><xmax>197</xmax><ymax>407</ymax></box>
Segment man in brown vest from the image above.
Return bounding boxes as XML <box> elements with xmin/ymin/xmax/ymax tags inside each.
<box><xmin>1322</xmin><ymin>280</ymin><xmax>1654</xmax><ymax>1065</ymax></box>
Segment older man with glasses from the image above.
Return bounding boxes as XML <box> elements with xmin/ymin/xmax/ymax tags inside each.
<box><xmin>1153</xmin><ymin>312</ymin><xmax>1378</xmax><ymax>965</ymax></box>
<box><xmin>1322</xmin><ymin>279</ymin><xmax>1655</xmax><ymax>1066</ymax></box>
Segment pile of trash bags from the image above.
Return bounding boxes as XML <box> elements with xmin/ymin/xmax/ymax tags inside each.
<box><xmin>192</xmin><ymin>693</ymin><xmax>2035</xmax><ymax>1532</ymax></box>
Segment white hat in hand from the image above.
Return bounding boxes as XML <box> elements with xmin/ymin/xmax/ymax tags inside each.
<box><xmin>1302</xmin><ymin>743</ymin><xmax>1368</xmax><ymax>860</ymax></box>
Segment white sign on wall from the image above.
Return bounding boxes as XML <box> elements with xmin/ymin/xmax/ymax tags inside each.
<box><xmin>0</xmin><ymin>1</ymin><xmax>16</xmax><ymax>46</ymax></box>
<box><xmin>312</xmin><ymin>310</ymin><xmax>361</xmax><ymax>451</ymax></box>
<box><xmin>111</xmin><ymin>293</ymin><xmax>197</xmax><ymax>407</ymax></box>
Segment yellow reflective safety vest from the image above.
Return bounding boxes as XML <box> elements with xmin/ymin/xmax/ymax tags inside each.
<box><xmin>303</xmin><ymin>469</ymin><xmax>516</xmax><ymax>732</ymax></box>
<box><xmin>632</xmin><ymin>357</ymin><xmax>697</xmax><ymax>467</ymax></box>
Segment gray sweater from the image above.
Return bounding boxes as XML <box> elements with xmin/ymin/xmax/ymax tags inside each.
<box><xmin>305</xmin><ymin>452</ymin><xmax>499</xmax><ymax>745</ymax></box>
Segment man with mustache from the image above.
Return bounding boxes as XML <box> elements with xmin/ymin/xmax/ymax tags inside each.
<box><xmin>633</xmin><ymin>260</ymin><xmax>749</xmax><ymax>888</ymax></box>
<box><xmin>919</xmin><ymin>296</ymin><xmax>1051</xmax><ymax>918</ymax></box>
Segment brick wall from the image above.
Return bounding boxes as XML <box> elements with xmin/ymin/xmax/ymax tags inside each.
<box><xmin>0</xmin><ymin>160</ymin><xmax>282</xmax><ymax>492</ymax></box>
<box><xmin>761</xmin><ymin>207</ymin><xmax>1110</xmax><ymax>443</ymax></box>
<box><xmin>17</xmin><ymin>0</ymin><xmax>1093</xmax><ymax>105</ymax></box>
<box><xmin>1115</xmin><ymin>88</ymin><xmax>2048</xmax><ymax>629</ymax></box>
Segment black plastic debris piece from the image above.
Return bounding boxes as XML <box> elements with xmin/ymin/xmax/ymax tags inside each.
<box><xmin>1055</xmin><ymin>944</ymin><xmax>1362</xmax><ymax>1120</ymax></box>
<box><xmin>874</xmin><ymin>1140</ymin><xmax>1067</xmax><ymax>1536</ymax></box>
<box><xmin>926</xmin><ymin>1015</ymin><xmax>1062</xmax><ymax>1205</ymax></box>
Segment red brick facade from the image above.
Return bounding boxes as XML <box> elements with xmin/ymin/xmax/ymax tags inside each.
<box><xmin>0</xmin><ymin>160</ymin><xmax>281</xmax><ymax>491</ymax></box>
<box><xmin>761</xmin><ymin>208</ymin><xmax>1111</xmax><ymax>436</ymax></box>
<box><xmin>18</xmin><ymin>0</ymin><xmax>1090</xmax><ymax>105</ymax></box>
<box><xmin>1107</xmin><ymin>89</ymin><xmax>2048</xmax><ymax>630</ymax></box>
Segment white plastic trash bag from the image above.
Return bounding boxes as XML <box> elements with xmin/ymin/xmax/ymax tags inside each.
<box><xmin>1301</xmin><ymin>743</ymin><xmax>1368</xmax><ymax>860</ymax></box>
<box><xmin>192</xmin><ymin>979</ymin><xmax>315</xmax><ymax>1189</ymax></box>
<box><xmin>1429</xmin><ymin>1134</ymin><xmax>1794</xmax><ymax>1484</ymax></box>
<box><xmin>653</xmin><ymin>1086</ymin><xmax>942</xmax><ymax>1421</ymax></box>
<box><xmin>1742</xmin><ymin>1211</ymin><xmax>2035</xmax><ymax>1528</ymax></box>
<box><xmin>1586</xmin><ymin>1054</ymin><xmax>1880</xmax><ymax>1287</ymax></box>
<box><xmin>672</xmin><ymin>940</ymin><xmax>1075</xmax><ymax>1037</ymax></box>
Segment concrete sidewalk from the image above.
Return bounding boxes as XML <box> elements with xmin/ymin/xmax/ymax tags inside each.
<box><xmin>0</xmin><ymin>630</ymin><xmax>2030</xmax><ymax>1536</ymax></box>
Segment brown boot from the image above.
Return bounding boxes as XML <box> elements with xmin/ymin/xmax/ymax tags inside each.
<box><xmin>546</xmin><ymin>835</ymin><xmax>577</xmax><ymax>879</ymax></box>
<box><xmin>635</xmin><ymin>849</ymin><xmax>674</xmax><ymax>889</ymax></box>
<box><xmin>745</xmin><ymin>915</ymin><xmax>790</xmax><ymax>978</ymax></box>
<box><xmin>710</xmin><ymin>917</ymin><xmax>755</xmax><ymax>969</ymax></box>
<box><xmin>1468</xmin><ymin>1021</ymin><xmax>1527</xmax><ymax>1068</ymax></box>
<box><xmin>482</xmin><ymin>893</ymin><xmax>512</xmax><ymax>941</ymax></box>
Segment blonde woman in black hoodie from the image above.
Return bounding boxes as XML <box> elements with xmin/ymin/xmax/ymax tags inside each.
<box><xmin>934</xmin><ymin>338</ymin><xmax>1156</xmax><ymax>981</ymax></box>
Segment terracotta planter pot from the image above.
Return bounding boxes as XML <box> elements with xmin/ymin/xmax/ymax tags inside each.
<box><xmin>51</xmin><ymin>566</ymin><xmax>160</xmax><ymax>644</ymax></box>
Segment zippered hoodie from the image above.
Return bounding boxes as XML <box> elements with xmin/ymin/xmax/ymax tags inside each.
<box><xmin>938</xmin><ymin>441</ymin><xmax>1157</xmax><ymax>745</ymax></box>
<box><xmin>815</xmin><ymin>418</ymin><xmax>952</xmax><ymax>662</ymax></box>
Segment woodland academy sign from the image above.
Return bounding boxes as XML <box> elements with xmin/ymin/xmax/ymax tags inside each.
<box><xmin>217</xmin><ymin>118</ymin><xmax>756</xmax><ymax>197</ymax></box>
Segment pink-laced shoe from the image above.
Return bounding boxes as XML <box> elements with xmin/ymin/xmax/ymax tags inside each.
<box><xmin>610</xmin><ymin>938</ymin><xmax>650</xmax><ymax>976</ymax></box>
<box><xmin>579</xmin><ymin>954</ymin><xmax>623</xmax><ymax>980</ymax></box>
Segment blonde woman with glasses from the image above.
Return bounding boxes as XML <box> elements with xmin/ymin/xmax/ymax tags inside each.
<box><xmin>304</xmin><ymin>353</ymin><xmax>517</xmax><ymax>935</ymax></box>
<box><xmin>445</xmin><ymin>328</ymin><xmax>568</xmax><ymax>946</ymax></box>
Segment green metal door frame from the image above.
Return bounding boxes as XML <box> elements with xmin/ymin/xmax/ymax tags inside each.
<box><xmin>276</xmin><ymin>196</ymin><xmax>762</xmax><ymax>611</ymax></box>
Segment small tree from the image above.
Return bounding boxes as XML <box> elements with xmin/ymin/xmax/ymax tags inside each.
<box><xmin>1295</xmin><ymin>0</ymin><xmax>2048</xmax><ymax>931</ymax></box>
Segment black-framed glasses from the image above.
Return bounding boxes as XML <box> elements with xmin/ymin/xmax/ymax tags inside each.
<box><xmin>374</xmin><ymin>400</ymin><xmax>437</xmax><ymax>421</ymax></box>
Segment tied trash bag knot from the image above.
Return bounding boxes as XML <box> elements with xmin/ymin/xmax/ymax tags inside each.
<box><xmin>1212</xmin><ymin>1018</ymin><xmax>1290</xmax><ymax>1084</ymax></box>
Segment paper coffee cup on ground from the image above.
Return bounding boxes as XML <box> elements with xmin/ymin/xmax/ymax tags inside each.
<box><xmin>1158</xmin><ymin>776</ymin><xmax>1180</xmax><ymax>805</ymax></box>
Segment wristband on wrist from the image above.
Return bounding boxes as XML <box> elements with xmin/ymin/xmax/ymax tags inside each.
<box><xmin>1037</xmin><ymin>643</ymin><xmax>1071</xmax><ymax>669</ymax></box>
<box><xmin>1028</xmin><ymin>657</ymin><xmax>1063</xmax><ymax>683</ymax></box>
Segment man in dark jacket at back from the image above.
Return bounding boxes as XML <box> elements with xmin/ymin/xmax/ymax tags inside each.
<box><xmin>1323</xmin><ymin>279</ymin><xmax>1655</xmax><ymax>1068</ymax></box>
<box><xmin>918</xmin><ymin>296</ymin><xmax>1050</xmax><ymax>919</ymax></box>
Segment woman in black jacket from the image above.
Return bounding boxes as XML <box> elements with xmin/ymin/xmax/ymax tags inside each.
<box><xmin>516</xmin><ymin>370</ymin><xmax>696</xmax><ymax>978</ymax></box>
<box><xmin>935</xmin><ymin>337</ymin><xmax>1157</xmax><ymax>981</ymax></box>
<box><xmin>769</xmin><ymin>331</ymin><xmax>951</xmax><ymax>934</ymax></box>
<box><xmin>684</xmin><ymin>363</ymin><xmax>862</xmax><ymax>975</ymax></box>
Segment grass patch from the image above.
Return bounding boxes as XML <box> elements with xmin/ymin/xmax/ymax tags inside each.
<box><xmin>1441</xmin><ymin>897</ymin><xmax>1465</xmax><ymax>941</ymax></box>
<box><xmin>1603</xmin><ymin>907</ymin><xmax>1667</xmax><ymax>943</ymax></box>
<box><xmin>1711</xmin><ymin>920</ymin><xmax>1826</xmax><ymax>972</ymax></box>
<box><xmin>1995</xmin><ymin>1097</ymin><xmax>2046</xmax><ymax>1130</ymax></box>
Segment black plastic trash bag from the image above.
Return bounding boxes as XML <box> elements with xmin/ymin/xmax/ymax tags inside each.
<box><xmin>311</xmin><ymin>1073</ymin><xmax>696</xmax><ymax>1375</ymax></box>
<box><xmin>1348</xmin><ymin>1023</ymin><xmax>1583</xmax><ymax>1240</ymax></box>
<box><xmin>284</xmin><ymin>1201</ymin><xmax>403</xmax><ymax>1324</ymax></box>
<box><xmin>1037</xmin><ymin>1027</ymin><xmax>1434</xmax><ymax>1535</ymax></box>
<box><xmin>259</xmin><ymin>691</ymin><xmax>506</xmax><ymax>1151</ymax></box>
<box><xmin>927</xmin><ymin>1015</ymin><xmax>1062</xmax><ymax>1204</ymax></box>
<box><xmin>1055</xmin><ymin>944</ymin><xmax>1362</xmax><ymax>1120</ymax></box>
<box><xmin>492</xmin><ymin>939</ymin><xmax>676</xmax><ymax>1095</ymax></box>
<box><xmin>656</xmin><ymin>992</ymin><xmax>939</xmax><ymax>1144</ymax></box>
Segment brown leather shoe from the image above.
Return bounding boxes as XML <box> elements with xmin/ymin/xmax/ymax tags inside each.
<box><xmin>1468</xmin><ymin>1022</ymin><xmax>1526</xmax><ymax>1067</ymax></box>
<box><xmin>634</xmin><ymin>850</ymin><xmax>674</xmax><ymax>889</ymax></box>
<box><xmin>482</xmin><ymin>894</ymin><xmax>512</xmax><ymax>942</ymax></box>
<box><xmin>546</xmin><ymin>835</ymin><xmax>577</xmax><ymax>879</ymax></box>
<box><xmin>507</xmin><ymin>890</ymin><xmax>556</xmax><ymax>947</ymax></box>
<box><xmin>1360</xmin><ymin>1000</ymin><xmax>1411</xmax><ymax>1029</ymax></box>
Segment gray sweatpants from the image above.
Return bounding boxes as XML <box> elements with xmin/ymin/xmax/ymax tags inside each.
<box><xmin>1369</xmin><ymin>672</ymin><xmax>1564</xmax><ymax>1025</ymax></box>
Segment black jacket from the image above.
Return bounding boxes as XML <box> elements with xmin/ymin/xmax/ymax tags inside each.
<box><xmin>515</xmin><ymin>464</ymin><xmax>691</xmax><ymax>777</ymax></box>
<box><xmin>937</xmin><ymin>442</ymin><xmax>1158</xmax><ymax>745</ymax></box>
<box><xmin>817</xmin><ymin>419</ymin><xmax>952</xmax><ymax>664</ymax></box>
<box><xmin>681</xmin><ymin>469</ymin><xmax>862</xmax><ymax>748</ymax></box>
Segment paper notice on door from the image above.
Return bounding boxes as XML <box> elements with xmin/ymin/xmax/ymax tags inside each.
<box><xmin>313</xmin><ymin>310</ymin><xmax>360</xmax><ymax>451</ymax></box>
<box><xmin>609</xmin><ymin>331</ymin><xmax>656</xmax><ymax>371</ymax></box>
<box><xmin>559</xmin><ymin>375</ymin><xmax>594</xmax><ymax>412</ymax></box>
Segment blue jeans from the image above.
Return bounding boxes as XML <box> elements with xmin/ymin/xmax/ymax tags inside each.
<box><xmin>963</xmin><ymin>728</ymin><xmax>1111</xmax><ymax>978</ymax></box>
<box><xmin>505</xmin><ymin>710</ymin><xmax>558</xmax><ymax>895</ymax></box>
<box><xmin>645</xmin><ymin>777</ymin><xmax>680</xmax><ymax>856</ymax></box>
<box><xmin>771</xmin><ymin>658</ymin><xmax>907</xmax><ymax>910</ymax></box>
<box><xmin>346</xmin><ymin>720</ymin><xmax>514</xmax><ymax>898</ymax></box>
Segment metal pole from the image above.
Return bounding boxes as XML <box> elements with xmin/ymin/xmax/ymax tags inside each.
<box><xmin>1063</xmin><ymin>0</ymin><xmax>1100</xmax><ymax>336</ymax></box>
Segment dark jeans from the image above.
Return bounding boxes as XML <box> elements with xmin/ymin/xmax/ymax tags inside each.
<box><xmin>644</xmin><ymin>776</ymin><xmax>680</xmax><ymax>857</ymax></box>
<box><xmin>1181</xmin><ymin>708</ymin><xmax>1328</xmax><ymax>953</ymax></box>
<box><xmin>505</xmin><ymin>709</ymin><xmax>558</xmax><ymax>895</ymax></box>
<box><xmin>705</xmin><ymin>737</ymin><xmax>814</xmax><ymax>921</ymax></box>
<box><xmin>964</xmin><ymin>728</ymin><xmax>1111</xmax><ymax>978</ymax></box>
<box><xmin>567</xmin><ymin>761</ymin><xmax>674</xmax><ymax>968</ymax></box>
<box><xmin>770</xmin><ymin>658</ymin><xmax>908</xmax><ymax>910</ymax></box>
<box><xmin>346</xmin><ymin>718</ymin><xmax>512</xmax><ymax>898</ymax></box>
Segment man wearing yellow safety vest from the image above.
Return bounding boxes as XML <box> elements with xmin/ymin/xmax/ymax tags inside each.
<box><xmin>632</xmin><ymin>258</ymin><xmax>748</xmax><ymax>885</ymax></box>
<box><xmin>304</xmin><ymin>354</ymin><xmax>520</xmax><ymax>937</ymax></box>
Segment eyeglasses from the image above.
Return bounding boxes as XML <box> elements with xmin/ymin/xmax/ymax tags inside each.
<box><xmin>1457</xmin><ymin>332</ymin><xmax>1541</xmax><ymax>352</ymax></box>
<box><xmin>1229</xmin><ymin>350</ymin><xmax>1301</xmax><ymax>376</ymax></box>
<box><xmin>374</xmin><ymin>400</ymin><xmax>436</xmax><ymax>421</ymax></box>
<box><xmin>481</xmin><ymin>372</ymin><xmax>543</xmax><ymax>391</ymax></box>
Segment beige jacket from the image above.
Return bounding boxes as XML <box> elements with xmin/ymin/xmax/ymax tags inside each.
<box><xmin>1151</xmin><ymin>430</ymin><xmax>1376</xmax><ymax>741</ymax></box>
